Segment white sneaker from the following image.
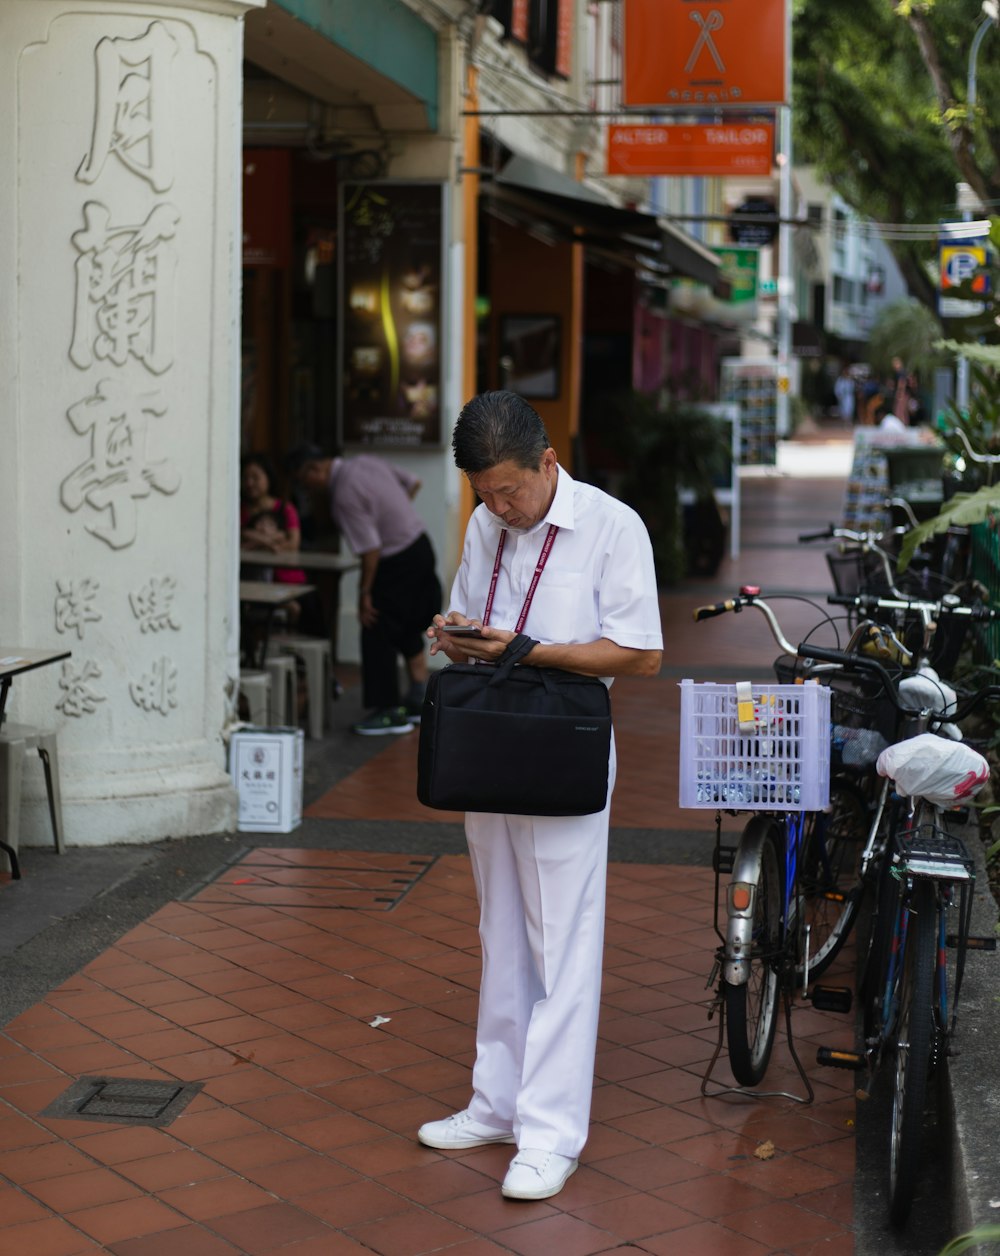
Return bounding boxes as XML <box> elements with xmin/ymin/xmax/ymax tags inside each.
<box><xmin>417</xmin><ymin>1108</ymin><xmax>515</xmax><ymax>1149</ymax></box>
<box><xmin>501</xmin><ymin>1149</ymin><xmax>578</xmax><ymax>1200</ymax></box>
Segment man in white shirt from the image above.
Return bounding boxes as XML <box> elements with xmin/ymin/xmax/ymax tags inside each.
<box><xmin>416</xmin><ymin>390</ymin><xmax>663</xmax><ymax>1200</ymax></box>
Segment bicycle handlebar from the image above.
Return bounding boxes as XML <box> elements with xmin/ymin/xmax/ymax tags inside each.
<box><xmin>828</xmin><ymin>592</ymin><xmax>997</xmax><ymax>619</ymax></box>
<box><xmin>693</xmin><ymin>599</ymin><xmax>737</xmax><ymax>622</ymax></box>
<box><xmin>798</xmin><ymin>526</ymin><xmax>836</xmax><ymax>543</ymax></box>
<box><xmin>797</xmin><ymin>641</ymin><xmax>1000</xmax><ymax>722</ymax></box>
<box><xmin>951</xmin><ymin>425</ymin><xmax>1000</xmax><ymax>466</ymax></box>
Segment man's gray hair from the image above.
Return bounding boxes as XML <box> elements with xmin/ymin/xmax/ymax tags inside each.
<box><xmin>452</xmin><ymin>390</ymin><xmax>551</xmax><ymax>474</ymax></box>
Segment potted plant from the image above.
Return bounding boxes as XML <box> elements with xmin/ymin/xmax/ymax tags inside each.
<box><xmin>580</xmin><ymin>388</ymin><xmax>732</xmax><ymax>585</ymax></box>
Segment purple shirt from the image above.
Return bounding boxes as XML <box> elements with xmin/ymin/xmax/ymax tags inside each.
<box><xmin>327</xmin><ymin>455</ymin><xmax>425</xmax><ymax>558</ymax></box>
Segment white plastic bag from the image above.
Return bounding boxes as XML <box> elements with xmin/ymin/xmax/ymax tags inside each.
<box><xmin>876</xmin><ymin>733</ymin><xmax>989</xmax><ymax>806</ymax></box>
<box><xmin>898</xmin><ymin>666</ymin><xmax>957</xmax><ymax>717</ymax></box>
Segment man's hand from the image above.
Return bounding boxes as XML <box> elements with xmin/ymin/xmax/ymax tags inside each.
<box><xmin>358</xmin><ymin>590</ymin><xmax>379</xmax><ymax>628</ymax></box>
<box><xmin>427</xmin><ymin>616</ymin><xmax>514</xmax><ymax>663</ymax></box>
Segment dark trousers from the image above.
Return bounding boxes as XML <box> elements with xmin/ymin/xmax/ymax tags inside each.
<box><xmin>361</xmin><ymin>533</ymin><xmax>441</xmax><ymax>710</ymax></box>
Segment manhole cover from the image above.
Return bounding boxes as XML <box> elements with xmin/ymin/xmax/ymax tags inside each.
<box><xmin>42</xmin><ymin>1077</ymin><xmax>203</xmax><ymax>1127</ymax></box>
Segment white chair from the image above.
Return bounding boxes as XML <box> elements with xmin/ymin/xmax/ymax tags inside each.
<box><xmin>238</xmin><ymin>670</ymin><xmax>272</xmax><ymax>726</ymax></box>
<box><xmin>0</xmin><ymin>723</ymin><xmax>65</xmax><ymax>877</ymax></box>
<box><xmin>269</xmin><ymin>636</ymin><xmax>332</xmax><ymax>739</ymax></box>
<box><xmin>263</xmin><ymin>654</ymin><xmax>297</xmax><ymax>727</ymax></box>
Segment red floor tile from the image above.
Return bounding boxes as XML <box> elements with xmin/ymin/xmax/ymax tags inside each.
<box><xmin>0</xmin><ymin>477</ymin><xmax>865</xmax><ymax>1255</ymax></box>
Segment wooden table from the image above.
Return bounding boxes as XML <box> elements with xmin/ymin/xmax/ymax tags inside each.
<box><xmin>241</xmin><ymin>551</ymin><xmax>359</xmax><ymax>664</ymax></box>
<box><xmin>0</xmin><ymin>648</ymin><xmax>72</xmax><ymax>724</ymax></box>
<box><xmin>0</xmin><ymin>646</ymin><xmax>71</xmax><ymax>879</ymax></box>
<box><xmin>238</xmin><ymin>582</ymin><xmax>316</xmax><ymax>670</ymax></box>
<box><xmin>240</xmin><ymin>550</ymin><xmax>358</xmax><ymax>574</ymax></box>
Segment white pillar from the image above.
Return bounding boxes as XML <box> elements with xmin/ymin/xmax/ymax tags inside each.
<box><xmin>0</xmin><ymin>0</ymin><xmax>263</xmax><ymax>845</ymax></box>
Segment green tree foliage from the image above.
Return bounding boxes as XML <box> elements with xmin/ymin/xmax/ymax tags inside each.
<box><xmin>793</xmin><ymin>0</ymin><xmax>1000</xmax><ymax>309</ymax></box>
<box><xmin>868</xmin><ymin>296</ymin><xmax>948</xmax><ymax>380</ymax></box>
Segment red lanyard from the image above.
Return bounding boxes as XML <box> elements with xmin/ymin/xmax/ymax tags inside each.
<box><xmin>482</xmin><ymin>524</ymin><xmax>558</xmax><ymax>633</ymax></box>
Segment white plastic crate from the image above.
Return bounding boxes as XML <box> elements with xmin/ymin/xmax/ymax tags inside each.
<box><xmin>679</xmin><ymin>680</ymin><xmax>830</xmax><ymax>811</ymax></box>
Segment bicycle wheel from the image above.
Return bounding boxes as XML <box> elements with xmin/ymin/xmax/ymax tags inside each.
<box><xmin>861</xmin><ymin>838</ymin><xmax>901</xmax><ymax>1051</ymax></box>
<box><xmin>724</xmin><ymin>817</ymin><xmax>782</xmax><ymax>1087</ymax></box>
<box><xmin>796</xmin><ymin>776</ymin><xmax>868</xmax><ymax>981</ymax></box>
<box><xmin>888</xmin><ymin>879</ymin><xmax>936</xmax><ymax>1228</ymax></box>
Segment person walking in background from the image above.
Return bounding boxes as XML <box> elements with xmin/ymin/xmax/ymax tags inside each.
<box><xmin>287</xmin><ymin>443</ymin><xmax>441</xmax><ymax>736</ymax></box>
<box><xmin>833</xmin><ymin>362</ymin><xmax>856</xmax><ymax>423</ymax></box>
<box><xmin>416</xmin><ymin>390</ymin><xmax>662</xmax><ymax>1200</ymax></box>
<box><xmin>891</xmin><ymin>355</ymin><xmax>917</xmax><ymax>424</ymax></box>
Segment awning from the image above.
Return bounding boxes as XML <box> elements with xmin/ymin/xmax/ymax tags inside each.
<box><xmin>486</xmin><ymin>154</ymin><xmax>727</xmax><ymax>295</ymax></box>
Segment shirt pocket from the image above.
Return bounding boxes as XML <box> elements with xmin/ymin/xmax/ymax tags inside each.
<box><xmin>522</xmin><ymin>571</ymin><xmax>583</xmax><ymax>643</ymax></box>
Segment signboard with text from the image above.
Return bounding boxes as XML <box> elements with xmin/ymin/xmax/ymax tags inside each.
<box><xmin>939</xmin><ymin>222</ymin><xmax>990</xmax><ymax>318</ymax></box>
<box><xmin>712</xmin><ymin>247</ymin><xmax>759</xmax><ymax>303</ymax></box>
<box><xmin>340</xmin><ymin>183</ymin><xmax>444</xmax><ymax>447</ymax></box>
<box><xmin>607</xmin><ymin>123</ymin><xmax>773</xmax><ymax>177</ymax></box>
<box><xmin>623</xmin><ymin>0</ymin><xmax>787</xmax><ymax>107</ymax></box>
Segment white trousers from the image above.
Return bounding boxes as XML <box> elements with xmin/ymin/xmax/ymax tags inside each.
<box><xmin>464</xmin><ymin>739</ymin><xmax>617</xmax><ymax>1158</ymax></box>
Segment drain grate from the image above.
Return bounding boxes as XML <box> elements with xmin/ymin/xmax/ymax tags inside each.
<box><xmin>184</xmin><ymin>852</ymin><xmax>438</xmax><ymax>911</ymax></box>
<box><xmin>42</xmin><ymin>1076</ymin><xmax>203</xmax><ymax>1127</ymax></box>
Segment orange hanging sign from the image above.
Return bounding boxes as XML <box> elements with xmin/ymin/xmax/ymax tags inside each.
<box><xmin>623</xmin><ymin>0</ymin><xmax>787</xmax><ymax>108</ymax></box>
<box><xmin>607</xmin><ymin>123</ymin><xmax>773</xmax><ymax>176</ymax></box>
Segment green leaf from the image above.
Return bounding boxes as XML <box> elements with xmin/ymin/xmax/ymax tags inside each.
<box><xmin>897</xmin><ymin>484</ymin><xmax>1000</xmax><ymax>571</ymax></box>
<box><xmin>940</xmin><ymin>1225</ymin><xmax>1000</xmax><ymax>1255</ymax></box>
<box><xmin>937</xmin><ymin>341</ymin><xmax>1000</xmax><ymax>369</ymax></box>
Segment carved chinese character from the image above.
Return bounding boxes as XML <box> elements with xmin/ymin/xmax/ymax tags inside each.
<box><xmin>54</xmin><ymin>578</ymin><xmax>102</xmax><ymax>640</ymax></box>
<box><xmin>77</xmin><ymin>21</ymin><xmax>178</xmax><ymax>193</ymax></box>
<box><xmin>129</xmin><ymin>656</ymin><xmax>178</xmax><ymax>715</ymax></box>
<box><xmin>61</xmin><ymin>378</ymin><xmax>180</xmax><ymax>551</ymax></box>
<box><xmin>70</xmin><ymin>201</ymin><xmax>179</xmax><ymax>374</ymax></box>
<box><xmin>56</xmin><ymin>659</ymin><xmax>106</xmax><ymax>717</ymax></box>
<box><xmin>130</xmin><ymin>576</ymin><xmax>181</xmax><ymax>633</ymax></box>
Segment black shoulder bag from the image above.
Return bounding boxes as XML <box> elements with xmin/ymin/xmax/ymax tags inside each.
<box><xmin>416</xmin><ymin>525</ymin><xmax>612</xmax><ymax>816</ymax></box>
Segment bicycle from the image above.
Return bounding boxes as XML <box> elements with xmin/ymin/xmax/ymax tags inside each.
<box><xmin>684</xmin><ymin>586</ymin><xmax>996</xmax><ymax>1102</ymax></box>
<box><xmin>803</xmin><ymin>641</ymin><xmax>999</xmax><ymax>1227</ymax></box>
<box><xmin>684</xmin><ymin>588</ymin><xmax>875</xmax><ymax>1098</ymax></box>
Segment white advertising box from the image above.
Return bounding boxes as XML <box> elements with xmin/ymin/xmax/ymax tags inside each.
<box><xmin>229</xmin><ymin>727</ymin><xmax>303</xmax><ymax>833</ymax></box>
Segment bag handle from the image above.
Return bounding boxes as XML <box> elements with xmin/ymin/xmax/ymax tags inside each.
<box><xmin>487</xmin><ymin>633</ymin><xmax>538</xmax><ymax>686</ymax></box>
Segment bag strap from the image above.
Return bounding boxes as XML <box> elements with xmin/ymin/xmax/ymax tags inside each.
<box><xmin>488</xmin><ymin>633</ymin><xmax>539</xmax><ymax>686</ymax></box>
<box><xmin>483</xmin><ymin>524</ymin><xmax>559</xmax><ymax>633</ymax></box>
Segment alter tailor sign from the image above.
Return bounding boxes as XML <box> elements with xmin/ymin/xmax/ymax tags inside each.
<box><xmin>607</xmin><ymin>123</ymin><xmax>773</xmax><ymax>176</ymax></box>
<box><xmin>623</xmin><ymin>0</ymin><xmax>787</xmax><ymax>107</ymax></box>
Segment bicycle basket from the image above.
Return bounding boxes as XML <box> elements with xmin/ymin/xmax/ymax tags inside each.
<box><xmin>826</xmin><ymin>548</ymin><xmax>892</xmax><ymax>597</ymax></box>
<box><xmin>679</xmin><ymin>680</ymin><xmax>831</xmax><ymax>811</ymax></box>
<box><xmin>829</xmin><ymin>672</ymin><xmax>897</xmax><ymax>772</ymax></box>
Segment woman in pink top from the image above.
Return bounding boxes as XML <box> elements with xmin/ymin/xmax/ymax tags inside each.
<box><xmin>240</xmin><ymin>452</ymin><xmax>307</xmax><ymax>585</ymax></box>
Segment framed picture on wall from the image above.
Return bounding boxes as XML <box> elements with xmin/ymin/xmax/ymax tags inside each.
<box><xmin>339</xmin><ymin>181</ymin><xmax>445</xmax><ymax>447</ymax></box>
<box><xmin>499</xmin><ymin>314</ymin><xmax>561</xmax><ymax>400</ymax></box>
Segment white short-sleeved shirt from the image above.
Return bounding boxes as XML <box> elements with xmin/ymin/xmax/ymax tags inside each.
<box><xmin>449</xmin><ymin>465</ymin><xmax>663</xmax><ymax>662</ymax></box>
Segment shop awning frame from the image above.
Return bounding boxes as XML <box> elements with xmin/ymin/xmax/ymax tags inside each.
<box><xmin>485</xmin><ymin>154</ymin><xmax>728</xmax><ymax>295</ymax></box>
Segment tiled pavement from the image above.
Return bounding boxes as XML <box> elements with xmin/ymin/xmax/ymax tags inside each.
<box><xmin>0</xmin><ymin>457</ymin><xmax>872</xmax><ymax>1255</ymax></box>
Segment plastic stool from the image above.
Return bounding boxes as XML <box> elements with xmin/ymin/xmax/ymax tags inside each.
<box><xmin>264</xmin><ymin>655</ymin><xmax>297</xmax><ymax>727</ymax></box>
<box><xmin>0</xmin><ymin>724</ymin><xmax>66</xmax><ymax>878</ymax></box>
<box><xmin>270</xmin><ymin>636</ymin><xmax>331</xmax><ymax>739</ymax></box>
<box><xmin>238</xmin><ymin>669</ymin><xmax>272</xmax><ymax>726</ymax></box>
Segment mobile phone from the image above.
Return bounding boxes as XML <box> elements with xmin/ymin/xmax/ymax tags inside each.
<box><xmin>441</xmin><ymin>625</ymin><xmax>483</xmax><ymax>636</ymax></box>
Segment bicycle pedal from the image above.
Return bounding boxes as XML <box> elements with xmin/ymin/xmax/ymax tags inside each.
<box><xmin>946</xmin><ymin>933</ymin><xmax>997</xmax><ymax>951</ymax></box>
<box><xmin>810</xmin><ymin>985</ymin><xmax>853</xmax><ymax>1014</ymax></box>
<box><xmin>816</xmin><ymin>1046</ymin><xmax>865</xmax><ymax>1071</ymax></box>
<box><xmin>713</xmin><ymin>845</ymin><xmax>737</xmax><ymax>875</ymax></box>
